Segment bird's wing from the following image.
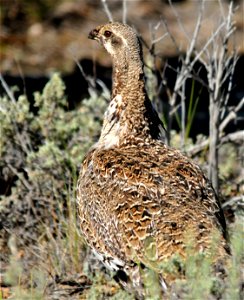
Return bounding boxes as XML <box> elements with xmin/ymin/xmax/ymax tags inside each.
<box><xmin>77</xmin><ymin>144</ymin><xmax>227</xmax><ymax>268</ymax></box>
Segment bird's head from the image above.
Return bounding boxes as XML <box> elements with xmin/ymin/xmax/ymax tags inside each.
<box><xmin>88</xmin><ymin>22</ymin><xmax>142</xmax><ymax>60</ymax></box>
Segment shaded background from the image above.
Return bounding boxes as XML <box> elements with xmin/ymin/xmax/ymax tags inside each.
<box><xmin>1</xmin><ymin>0</ymin><xmax>244</xmax><ymax>136</ymax></box>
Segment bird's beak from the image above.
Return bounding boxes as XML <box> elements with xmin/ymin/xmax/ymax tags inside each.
<box><xmin>88</xmin><ymin>28</ymin><xmax>99</xmax><ymax>40</ymax></box>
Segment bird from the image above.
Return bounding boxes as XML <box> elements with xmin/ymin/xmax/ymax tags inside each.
<box><xmin>77</xmin><ymin>22</ymin><xmax>229</xmax><ymax>298</ymax></box>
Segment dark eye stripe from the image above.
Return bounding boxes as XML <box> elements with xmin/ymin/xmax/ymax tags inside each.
<box><xmin>104</xmin><ymin>30</ymin><xmax>112</xmax><ymax>38</ymax></box>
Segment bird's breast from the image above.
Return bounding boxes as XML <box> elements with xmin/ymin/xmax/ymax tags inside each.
<box><xmin>98</xmin><ymin>94</ymin><xmax>129</xmax><ymax>149</ymax></box>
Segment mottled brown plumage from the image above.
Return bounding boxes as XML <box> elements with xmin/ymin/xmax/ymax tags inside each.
<box><xmin>77</xmin><ymin>22</ymin><xmax>229</xmax><ymax>298</ymax></box>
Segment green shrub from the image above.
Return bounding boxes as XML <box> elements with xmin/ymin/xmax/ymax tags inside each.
<box><xmin>0</xmin><ymin>73</ymin><xmax>106</xmax><ymax>250</ymax></box>
<box><xmin>0</xmin><ymin>73</ymin><xmax>243</xmax><ymax>299</ymax></box>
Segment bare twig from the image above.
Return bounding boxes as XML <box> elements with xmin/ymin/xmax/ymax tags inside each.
<box><xmin>0</xmin><ymin>73</ymin><xmax>17</xmax><ymax>104</ymax></box>
<box><xmin>149</xmin><ymin>21</ymin><xmax>168</xmax><ymax>48</ymax></box>
<box><xmin>222</xmin><ymin>196</ymin><xmax>244</xmax><ymax>209</ymax></box>
<box><xmin>6</xmin><ymin>162</ymin><xmax>32</xmax><ymax>191</ymax></box>
<box><xmin>186</xmin><ymin>0</ymin><xmax>204</xmax><ymax>59</ymax></box>
<box><xmin>167</xmin><ymin>0</ymin><xmax>191</xmax><ymax>43</ymax></box>
<box><xmin>220</xmin><ymin>130</ymin><xmax>244</xmax><ymax>145</ymax></box>
<box><xmin>187</xmin><ymin>130</ymin><xmax>244</xmax><ymax>156</ymax></box>
<box><xmin>0</xmin><ymin>73</ymin><xmax>32</xmax><ymax>154</ymax></box>
<box><xmin>220</xmin><ymin>54</ymin><xmax>239</xmax><ymax>121</ymax></box>
<box><xmin>165</xmin><ymin>1</ymin><xmax>205</xmax><ymax>147</ymax></box>
<box><xmin>122</xmin><ymin>0</ymin><xmax>127</xmax><ymax>24</ymax></box>
<box><xmin>187</xmin><ymin>139</ymin><xmax>209</xmax><ymax>157</ymax></box>
<box><xmin>72</xmin><ymin>56</ymin><xmax>96</xmax><ymax>89</ymax></box>
<box><xmin>220</xmin><ymin>97</ymin><xmax>244</xmax><ymax>133</ymax></box>
<box><xmin>193</xmin><ymin>22</ymin><xmax>225</xmax><ymax>67</ymax></box>
<box><xmin>160</xmin><ymin>17</ymin><xmax>180</xmax><ymax>54</ymax></box>
<box><xmin>101</xmin><ymin>0</ymin><xmax>113</xmax><ymax>22</ymax></box>
<box><xmin>151</xmin><ymin>32</ymin><xmax>168</xmax><ymax>46</ymax></box>
<box><xmin>204</xmin><ymin>2</ymin><xmax>236</xmax><ymax>193</ymax></box>
<box><xmin>71</xmin><ymin>55</ymin><xmax>109</xmax><ymax>102</ymax></box>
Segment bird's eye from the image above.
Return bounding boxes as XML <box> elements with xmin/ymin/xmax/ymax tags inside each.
<box><xmin>104</xmin><ymin>30</ymin><xmax>112</xmax><ymax>38</ymax></box>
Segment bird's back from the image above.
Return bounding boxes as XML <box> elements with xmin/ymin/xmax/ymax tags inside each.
<box><xmin>77</xmin><ymin>140</ymin><xmax>228</xmax><ymax>273</ymax></box>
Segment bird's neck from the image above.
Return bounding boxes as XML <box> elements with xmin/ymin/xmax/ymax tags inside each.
<box><xmin>112</xmin><ymin>52</ymin><xmax>145</xmax><ymax>98</ymax></box>
<box><xmin>97</xmin><ymin>51</ymin><xmax>163</xmax><ymax>149</ymax></box>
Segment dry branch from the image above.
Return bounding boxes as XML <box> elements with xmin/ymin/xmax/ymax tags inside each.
<box><xmin>187</xmin><ymin>130</ymin><xmax>244</xmax><ymax>157</ymax></box>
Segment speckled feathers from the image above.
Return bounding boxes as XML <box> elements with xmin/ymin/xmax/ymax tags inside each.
<box><xmin>77</xmin><ymin>22</ymin><xmax>229</xmax><ymax>297</ymax></box>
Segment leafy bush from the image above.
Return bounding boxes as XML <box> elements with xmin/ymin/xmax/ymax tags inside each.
<box><xmin>0</xmin><ymin>73</ymin><xmax>106</xmax><ymax>252</ymax></box>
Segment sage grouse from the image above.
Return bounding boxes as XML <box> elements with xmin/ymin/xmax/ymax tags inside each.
<box><xmin>77</xmin><ymin>22</ymin><xmax>229</xmax><ymax>297</ymax></box>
